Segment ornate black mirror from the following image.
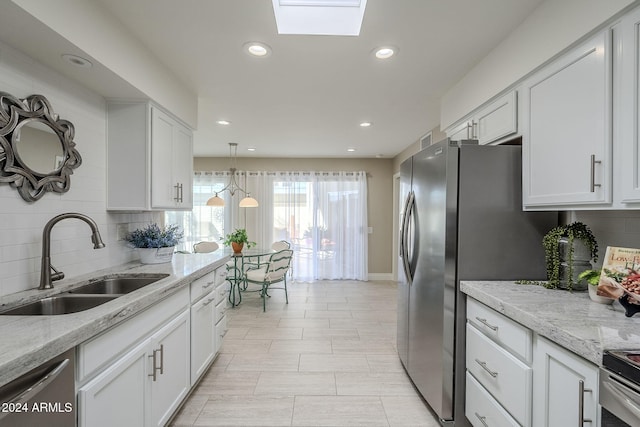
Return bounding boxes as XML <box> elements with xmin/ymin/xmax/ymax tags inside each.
<box><xmin>0</xmin><ymin>92</ymin><xmax>81</xmax><ymax>202</ymax></box>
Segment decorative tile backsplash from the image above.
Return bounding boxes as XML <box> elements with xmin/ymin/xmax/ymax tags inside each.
<box><xmin>0</xmin><ymin>41</ymin><xmax>160</xmax><ymax>297</ymax></box>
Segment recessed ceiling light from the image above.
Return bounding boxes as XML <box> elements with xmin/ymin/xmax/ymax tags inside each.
<box><xmin>216</xmin><ymin>120</ymin><xmax>231</xmax><ymax>125</ymax></box>
<box><xmin>61</xmin><ymin>53</ymin><xmax>92</xmax><ymax>68</ymax></box>
<box><xmin>243</xmin><ymin>42</ymin><xmax>272</xmax><ymax>57</ymax></box>
<box><xmin>247</xmin><ymin>147</ymin><xmax>256</xmax><ymax>152</ymax></box>
<box><xmin>373</xmin><ymin>47</ymin><xmax>397</xmax><ymax>60</ymax></box>
<box><xmin>375</xmin><ymin>154</ymin><xmax>384</xmax><ymax>158</ymax></box>
<box><xmin>360</xmin><ymin>122</ymin><xmax>372</xmax><ymax>127</ymax></box>
<box><xmin>347</xmin><ymin>148</ymin><xmax>356</xmax><ymax>152</ymax></box>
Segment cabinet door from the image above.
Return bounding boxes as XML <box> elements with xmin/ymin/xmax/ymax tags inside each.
<box><xmin>151</xmin><ymin>107</ymin><xmax>177</xmax><ymax>209</ymax></box>
<box><xmin>533</xmin><ymin>336</ymin><xmax>599</xmax><ymax>427</ymax></box>
<box><xmin>619</xmin><ymin>7</ymin><xmax>640</xmax><ymax>202</ymax></box>
<box><xmin>190</xmin><ymin>292</ymin><xmax>215</xmax><ymax>384</ymax></box>
<box><xmin>149</xmin><ymin>310</ymin><xmax>190</xmax><ymax>427</ymax></box>
<box><xmin>78</xmin><ymin>342</ymin><xmax>148</xmax><ymax>427</ymax></box>
<box><xmin>173</xmin><ymin>124</ymin><xmax>193</xmax><ymax>209</ymax></box>
<box><xmin>474</xmin><ymin>91</ymin><xmax>518</xmax><ymax>145</ymax></box>
<box><xmin>447</xmin><ymin>120</ymin><xmax>472</xmax><ymax>141</ymax></box>
<box><xmin>522</xmin><ymin>30</ymin><xmax>612</xmax><ymax>208</ymax></box>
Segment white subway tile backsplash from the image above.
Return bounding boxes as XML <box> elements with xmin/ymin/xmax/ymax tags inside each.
<box><xmin>0</xmin><ymin>40</ymin><xmax>162</xmax><ymax>295</ymax></box>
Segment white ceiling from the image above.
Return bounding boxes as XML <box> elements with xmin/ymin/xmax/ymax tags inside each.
<box><xmin>2</xmin><ymin>0</ymin><xmax>545</xmax><ymax>158</ymax></box>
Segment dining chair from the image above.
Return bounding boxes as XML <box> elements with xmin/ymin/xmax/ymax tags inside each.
<box><xmin>193</xmin><ymin>241</ymin><xmax>220</xmax><ymax>253</ymax></box>
<box><xmin>244</xmin><ymin>249</ymin><xmax>293</xmax><ymax>311</ymax></box>
<box><xmin>271</xmin><ymin>240</ymin><xmax>291</xmax><ymax>251</ymax></box>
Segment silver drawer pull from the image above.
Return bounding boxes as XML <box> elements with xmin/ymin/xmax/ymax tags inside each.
<box><xmin>475</xmin><ymin>412</ymin><xmax>489</xmax><ymax>427</ymax></box>
<box><xmin>475</xmin><ymin>316</ymin><xmax>498</xmax><ymax>331</ymax></box>
<box><xmin>590</xmin><ymin>155</ymin><xmax>601</xmax><ymax>193</ymax></box>
<box><xmin>475</xmin><ymin>358</ymin><xmax>498</xmax><ymax>378</ymax></box>
<box><xmin>203</xmin><ymin>297</ymin><xmax>215</xmax><ymax>306</ymax></box>
<box><xmin>202</xmin><ymin>281</ymin><xmax>214</xmax><ymax>289</ymax></box>
<box><xmin>578</xmin><ymin>380</ymin><xmax>593</xmax><ymax>425</ymax></box>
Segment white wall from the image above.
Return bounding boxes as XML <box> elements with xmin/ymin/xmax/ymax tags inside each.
<box><xmin>0</xmin><ymin>41</ymin><xmax>160</xmax><ymax>297</ymax></box>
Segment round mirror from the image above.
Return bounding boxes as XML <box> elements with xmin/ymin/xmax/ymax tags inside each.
<box><xmin>13</xmin><ymin>120</ymin><xmax>65</xmax><ymax>175</ymax></box>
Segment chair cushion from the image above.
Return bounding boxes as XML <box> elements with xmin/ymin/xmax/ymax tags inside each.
<box><xmin>246</xmin><ymin>267</ymin><xmax>268</xmax><ymax>282</ymax></box>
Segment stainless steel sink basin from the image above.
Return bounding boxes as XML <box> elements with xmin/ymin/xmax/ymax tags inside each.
<box><xmin>0</xmin><ymin>295</ymin><xmax>119</xmax><ymax>316</ymax></box>
<box><xmin>68</xmin><ymin>274</ymin><xmax>169</xmax><ymax>295</ymax></box>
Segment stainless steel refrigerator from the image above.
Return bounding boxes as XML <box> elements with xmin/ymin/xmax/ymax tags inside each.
<box><xmin>397</xmin><ymin>139</ymin><xmax>556</xmax><ymax>426</ymax></box>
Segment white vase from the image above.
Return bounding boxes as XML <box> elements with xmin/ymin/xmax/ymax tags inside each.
<box><xmin>138</xmin><ymin>246</ymin><xmax>175</xmax><ymax>264</ymax></box>
<box><xmin>588</xmin><ymin>284</ymin><xmax>614</xmax><ymax>305</ymax></box>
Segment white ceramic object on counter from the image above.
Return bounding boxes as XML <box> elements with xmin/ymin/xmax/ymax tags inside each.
<box><xmin>138</xmin><ymin>246</ymin><xmax>175</xmax><ymax>264</ymax></box>
<box><xmin>588</xmin><ymin>284</ymin><xmax>615</xmax><ymax>305</ymax></box>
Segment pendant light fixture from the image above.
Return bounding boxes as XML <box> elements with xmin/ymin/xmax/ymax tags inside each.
<box><xmin>206</xmin><ymin>143</ymin><xmax>259</xmax><ymax>208</ymax></box>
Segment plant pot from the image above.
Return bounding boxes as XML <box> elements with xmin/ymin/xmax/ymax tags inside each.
<box><xmin>557</xmin><ymin>237</ymin><xmax>591</xmax><ymax>291</ymax></box>
<box><xmin>138</xmin><ymin>246</ymin><xmax>175</xmax><ymax>264</ymax></box>
<box><xmin>588</xmin><ymin>284</ymin><xmax>614</xmax><ymax>304</ymax></box>
<box><xmin>231</xmin><ymin>242</ymin><xmax>244</xmax><ymax>254</ymax></box>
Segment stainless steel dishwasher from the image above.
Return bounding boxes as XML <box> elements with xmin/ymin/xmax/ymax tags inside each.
<box><xmin>0</xmin><ymin>348</ymin><xmax>75</xmax><ymax>427</ymax></box>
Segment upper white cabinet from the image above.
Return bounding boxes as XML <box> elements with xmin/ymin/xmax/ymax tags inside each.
<box><xmin>107</xmin><ymin>101</ymin><xmax>193</xmax><ymax>211</ymax></box>
<box><xmin>445</xmin><ymin>91</ymin><xmax>518</xmax><ymax>145</ymax></box>
<box><xmin>521</xmin><ymin>30</ymin><xmax>612</xmax><ymax>208</ymax></box>
<box><xmin>618</xmin><ymin>7</ymin><xmax>640</xmax><ymax>203</ymax></box>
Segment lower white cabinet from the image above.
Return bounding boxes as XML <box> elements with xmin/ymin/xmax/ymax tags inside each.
<box><xmin>532</xmin><ymin>336</ymin><xmax>599</xmax><ymax>427</ymax></box>
<box><xmin>190</xmin><ymin>289</ymin><xmax>216</xmax><ymax>384</ymax></box>
<box><xmin>466</xmin><ymin>298</ymin><xmax>600</xmax><ymax>427</ymax></box>
<box><xmin>78</xmin><ymin>309</ymin><xmax>190</xmax><ymax>427</ymax></box>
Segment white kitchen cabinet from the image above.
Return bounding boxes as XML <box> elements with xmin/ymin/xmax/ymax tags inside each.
<box><xmin>445</xmin><ymin>91</ymin><xmax>518</xmax><ymax>145</ymax></box>
<box><xmin>106</xmin><ymin>101</ymin><xmax>193</xmax><ymax>211</ymax></box>
<box><xmin>532</xmin><ymin>336</ymin><xmax>599</xmax><ymax>427</ymax></box>
<box><xmin>618</xmin><ymin>7</ymin><xmax>640</xmax><ymax>203</ymax></box>
<box><xmin>78</xmin><ymin>342</ymin><xmax>147</xmax><ymax>427</ymax></box>
<box><xmin>521</xmin><ymin>29</ymin><xmax>612</xmax><ymax>208</ymax></box>
<box><xmin>149</xmin><ymin>310</ymin><xmax>190</xmax><ymax>427</ymax></box>
<box><xmin>77</xmin><ymin>287</ymin><xmax>191</xmax><ymax>427</ymax></box>
<box><xmin>190</xmin><ymin>287</ymin><xmax>216</xmax><ymax>385</ymax></box>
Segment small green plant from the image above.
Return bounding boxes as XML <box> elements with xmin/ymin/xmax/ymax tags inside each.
<box><xmin>125</xmin><ymin>223</ymin><xmax>183</xmax><ymax>248</ymax></box>
<box><xmin>222</xmin><ymin>228</ymin><xmax>256</xmax><ymax>248</ymax></box>
<box><xmin>578</xmin><ymin>269</ymin><xmax>601</xmax><ymax>286</ymax></box>
<box><xmin>517</xmin><ymin>222</ymin><xmax>598</xmax><ymax>290</ymax></box>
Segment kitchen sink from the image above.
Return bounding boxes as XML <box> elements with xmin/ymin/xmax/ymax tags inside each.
<box><xmin>67</xmin><ymin>274</ymin><xmax>169</xmax><ymax>295</ymax></box>
<box><xmin>0</xmin><ymin>294</ymin><xmax>119</xmax><ymax>316</ymax></box>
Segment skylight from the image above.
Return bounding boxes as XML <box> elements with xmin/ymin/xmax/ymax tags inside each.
<box><xmin>271</xmin><ymin>0</ymin><xmax>367</xmax><ymax>36</ymax></box>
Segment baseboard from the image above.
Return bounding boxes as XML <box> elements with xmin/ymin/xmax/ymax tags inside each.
<box><xmin>367</xmin><ymin>273</ymin><xmax>394</xmax><ymax>281</ymax></box>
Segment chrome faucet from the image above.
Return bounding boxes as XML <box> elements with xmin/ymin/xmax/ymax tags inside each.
<box><xmin>39</xmin><ymin>213</ymin><xmax>105</xmax><ymax>290</ymax></box>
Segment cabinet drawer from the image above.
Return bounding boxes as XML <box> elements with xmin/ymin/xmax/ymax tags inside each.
<box><xmin>215</xmin><ymin>267</ymin><xmax>228</xmax><ymax>286</ymax></box>
<box><xmin>78</xmin><ymin>286</ymin><xmax>189</xmax><ymax>382</ymax></box>
<box><xmin>467</xmin><ymin>298</ymin><xmax>532</xmax><ymax>362</ymax></box>
<box><xmin>466</xmin><ymin>371</ymin><xmax>519</xmax><ymax>427</ymax></box>
<box><xmin>190</xmin><ymin>270</ymin><xmax>216</xmax><ymax>303</ymax></box>
<box><xmin>215</xmin><ymin>314</ymin><xmax>228</xmax><ymax>353</ymax></box>
<box><xmin>216</xmin><ymin>281</ymin><xmax>230</xmax><ymax>305</ymax></box>
<box><xmin>215</xmin><ymin>299</ymin><xmax>227</xmax><ymax>324</ymax></box>
<box><xmin>466</xmin><ymin>323</ymin><xmax>532</xmax><ymax>426</ymax></box>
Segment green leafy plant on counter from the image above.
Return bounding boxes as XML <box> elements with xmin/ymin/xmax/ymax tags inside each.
<box><xmin>516</xmin><ymin>222</ymin><xmax>598</xmax><ymax>290</ymax></box>
<box><xmin>222</xmin><ymin>228</ymin><xmax>256</xmax><ymax>248</ymax></box>
<box><xmin>125</xmin><ymin>223</ymin><xmax>183</xmax><ymax>248</ymax></box>
<box><xmin>578</xmin><ymin>269</ymin><xmax>601</xmax><ymax>286</ymax></box>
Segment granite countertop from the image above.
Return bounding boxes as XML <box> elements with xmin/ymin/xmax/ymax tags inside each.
<box><xmin>461</xmin><ymin>281</ymin><xmax>640</xmax><ymax>366</ymax></box>
<box><xmin>0</xmin><ymin>252</ymin><xmax>230</xmax><ymax>388</ymax></box>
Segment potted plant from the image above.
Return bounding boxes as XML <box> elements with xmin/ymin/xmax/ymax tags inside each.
<box><xmin>542</xmin><ymin>222</ymin><xmax>598</xmax><ymax>290</ymax></box>
<box><xmin>125</xmin><ymin>223</ymin><xmax>183</xmax><ymax>264</ymax></box>
<box><xmin>578</xmin><ymin>269</ymin><xmax>614</xmax><ymax>304</ymax></box>
<box><xmin>223</xmin><ymin>228</ymin><xmax>255</xmax><ymax>254</ymax></box>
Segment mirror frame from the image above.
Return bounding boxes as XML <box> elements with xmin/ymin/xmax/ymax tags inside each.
<box><xmin>0</xmin><ymin>92</ymin><xmax>81</xmax><ymax>202</ymax></box>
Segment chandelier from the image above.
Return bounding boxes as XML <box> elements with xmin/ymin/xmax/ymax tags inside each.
<box><xmin>206</xmin><ymin>143</ymin><xmax>258</xmax><ymax>208</ymax></box>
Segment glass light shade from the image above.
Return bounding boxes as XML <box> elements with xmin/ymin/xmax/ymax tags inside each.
<box><xmin>206</xmin><ymin>195</ymin><xmax>225</xmax><ymax>206</ymax></box>
<box><xmin>239</xmin><ymin>196</ymin><xmax>259</xmax><ymax>208</ymax></box>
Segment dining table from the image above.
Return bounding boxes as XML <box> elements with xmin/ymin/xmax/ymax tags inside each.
<box><xmin>224</xmin><ymin>247</ymin><xmax>275</xmax><ymax>306</ymax></box>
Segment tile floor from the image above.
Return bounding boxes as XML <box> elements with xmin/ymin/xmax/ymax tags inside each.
<box><xmin>171</xmin><ymin>280</ymin><xmax>440</xmax><ymax>427</ymax></box>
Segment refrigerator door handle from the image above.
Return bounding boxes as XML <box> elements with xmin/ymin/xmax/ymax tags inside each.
<box><xmin>399</xmin><ymin>191</ymin><xmax>412</xmax><ymax>258</ymax></box>
<box><xmin>401</xmin><ymin>191</ymin><xmax>415</xmax><ymax>283</ymax></box>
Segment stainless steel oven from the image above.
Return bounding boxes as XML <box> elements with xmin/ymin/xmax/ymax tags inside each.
<box><xmin>600</xmin><ymin>350</ymin><xmax>640</xmax><ymax>427</ymax></box>
<box><xmin>0</xmin><ymin>348</ymin><xmax>75</xmax><ymax>427</ymax></box>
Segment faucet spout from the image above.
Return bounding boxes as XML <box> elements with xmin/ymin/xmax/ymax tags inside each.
<box><xmin>39</xmin><ymin>213</ymin><xmax>106</xmax><ymax>290</ymax></box>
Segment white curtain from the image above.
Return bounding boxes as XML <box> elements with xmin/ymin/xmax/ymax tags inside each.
<box><xmin>167</xmin><ymin>170</ymin><xmax>368</xmax><ymax>281</ymax></box>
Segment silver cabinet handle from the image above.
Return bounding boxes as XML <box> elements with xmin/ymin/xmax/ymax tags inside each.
<box><xmin>590</xmin><ymin>155</ymin><xmax>601</xmax><ymax>193</ymax></box>
<box><xmin>471</xmin><ymin>120</ymin><xmax>478</xmax><ymax>139</ymax></box>
<box><xmin>578</xmin><ymin>380</ymin><xmax>593</xmax><ymax>425</ymax></box>
<box><xmin>148</xmin><ymin>349</ymin><xmax>159</xmax><ymax>381</ymax></box>
<box><xmin>203</xmin><ymin>297</ymin><xmax>215</xmax><ymax>306</ymax></box>
<box><xmin>174</xmin><ymin>183</ymin><xmax>184</xmax><ymax>203</ymax></box>
<box><xmin>475</xmin><ymin>317</ymin><xmax>498</xmax><ymax>331</ymax></box>
<box><xmin>202</xmin><ymin>280</ymin><xmax>215</xmax><ymax>290</ymax></box>
<box><xmin>475</xmin><ymin>359</ymin><xmax>498</xmax><ymax>378</ymax></box>
<box><xmin>158</xmin><ymin>344</ymin><xmax>164</xmax><ymax>375</ymax></box>
<box><xmin>475</xmin><ymin>412</ymin><xmax>489</xmax><ymax>427</ymax></box>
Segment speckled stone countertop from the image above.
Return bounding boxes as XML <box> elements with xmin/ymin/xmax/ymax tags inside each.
<box><xmin>461</xmin><ymin>281</ymin><xmax>640</xmax><ymax>366</ymax></box>
<box><xmin>0</xmin><ymin>252</ymin><xmax>230</xmax><ymax>388</ymax></box>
